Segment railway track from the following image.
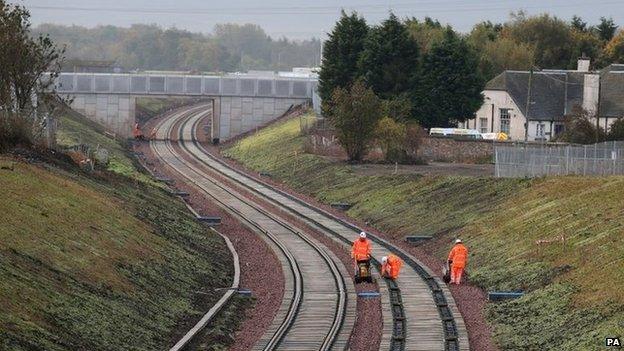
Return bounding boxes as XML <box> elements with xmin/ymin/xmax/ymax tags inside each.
<box><xmin>172</xmin><ymin>104</ymin><xmax>471</xmax><ymax>351</ymax></box>
<box><xmin>151</xmin><ymin>106</ymin><xmax>355</xmax><ymax>350</ymax></box>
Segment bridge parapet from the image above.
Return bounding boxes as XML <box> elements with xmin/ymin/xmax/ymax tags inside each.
<box><xmin>56</xmin><ymin>73</ymin><xmax>317</xmax><ymax>99</ymax></box>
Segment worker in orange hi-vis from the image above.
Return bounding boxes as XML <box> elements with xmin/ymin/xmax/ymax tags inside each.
<box><xmin>447</xmin><ymin>239</ymin><xmax>469</xmax><ymax>284</ymax></box>
<box><xmin>133</xmin><ymin>122</ymin><xmax>144</xmax><ymax>140</ymax></box>
<box><xmin>381</xmin><ymin>253</ymin><xmax>403</xmax><ymax>279</ymax></box>
<box><xmin>351</xmin><ymin>232</ymin><xmax>371</xmax><ymax>266</ymax></box>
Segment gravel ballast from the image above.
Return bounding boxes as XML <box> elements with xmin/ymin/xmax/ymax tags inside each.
<box><xmin>211</xmin><ymin>135</ymin><xmax>500</xmax><ymax>351</ymax></box>
<box><xmin>135</xmin><ymin>113</ymin><xmax>285</xmax><ymax>351</ymax></box>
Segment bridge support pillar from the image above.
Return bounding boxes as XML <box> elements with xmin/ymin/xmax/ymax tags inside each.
<box><xmin>211</xmin><ymin>98</ymin><xmax>221</xmax><ymax>144</ymax></box>
<box><xmin>69</xmin><ymin>93</ymin><xmax>135</xmax><ymax>138</ymax></box>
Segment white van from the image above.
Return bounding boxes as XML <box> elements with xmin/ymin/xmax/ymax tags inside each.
<box><xmin>429</xmin><ymin>128</ymin><xmax>483</xmax><ymax>140</ymax></box>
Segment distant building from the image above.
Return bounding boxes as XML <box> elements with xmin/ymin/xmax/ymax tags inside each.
<box><xmin>461</xmin><ymin>58</ymin><xmax>624</xmax><ymax>141</ymax></box>
<box><xmin>62</xmin><ymin>59</ymin><xmax>124</xmax><ymax>73</ymax></box>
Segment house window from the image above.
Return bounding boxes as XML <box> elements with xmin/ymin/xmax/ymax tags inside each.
<box><xmin>499</xmin><ymin>108</ymin><xmax>511</xmax><ymax>134</ymax></box>
<box><xmin>554</xmin><ymin>123</ymin><xmax>565</xmax><ymax>136</ymax></box>
<box><xmin>536</xmin><ymin>123</ymin><xmax>545</xmax><ymax>139</ymax></box>
<box><xmin>479</xmin><ymin>118</ymin><xmax>488</xmax><ymax>134</ymax></box>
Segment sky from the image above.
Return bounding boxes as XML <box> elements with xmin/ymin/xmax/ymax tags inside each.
<box><xmin>17</xmin><ymin>0</ymin><xmax>624</xmax><ymax>40</ymax></box>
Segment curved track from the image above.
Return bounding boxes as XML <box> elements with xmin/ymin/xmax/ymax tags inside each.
<box><xmin>174</xmin><ymin>104</ymin><xmax>471</xmax><ymax>351</ymax></box>
<box><xmin>151</xmin><ymin>106</ymin><xmax>355</xmax><ymax>350</ymax></box>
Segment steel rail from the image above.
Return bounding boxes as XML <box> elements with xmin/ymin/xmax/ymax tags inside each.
<box><xmin>185</xmin><ymin>111</ymin><xmax>465</xmax><ymax>351</ymax></box>
<box><xmin>183</xmin><ymin>112</ymin><xmax>347</xmax><ymax>351</ymax></box>
<box><xmin>152</xmin><ymin>107</ymin><xmax>348</xmax><ymax>350</ymax></box>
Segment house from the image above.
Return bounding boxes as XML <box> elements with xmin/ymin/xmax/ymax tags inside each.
<box><xmin>461</xmin><ymin>58</ymin><xmax>624</xmax><ymax>141</ymax></box>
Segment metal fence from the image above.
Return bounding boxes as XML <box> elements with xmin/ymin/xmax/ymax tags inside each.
<box><xmin>495</xmin><ymin>141</ymin><xmax>624</xmax><ymax>177</ymax></box>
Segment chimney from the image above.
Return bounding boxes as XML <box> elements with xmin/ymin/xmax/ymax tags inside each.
<box><xmin>577</xmin><ymin>56</ymin><xmax>590</xmax><ymax>72</ymax></box>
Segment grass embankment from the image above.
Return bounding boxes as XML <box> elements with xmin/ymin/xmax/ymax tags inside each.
<box><xmin>0</xmin><ymin>112</ymin><xmax>246</xmax><ymax>350</ymax></box>
<box><xmin>135</xmin><ymin>97</ymin><xmax>206</xmax><ymax>124</ymax></box>
<box><xmin>224</xmin><ymin>114</ymin><xmax>624</xmax><ymax>350</ymax></box>
<box><xmin>56</xmin><ymin>110</ymin><xmax>153</xmax><ymax>183</ymax></box>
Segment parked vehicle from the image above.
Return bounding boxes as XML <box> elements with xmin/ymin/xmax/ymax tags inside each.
<box><xmin>481</xmin><ymin>132</ymin><xmax>509</xmax><ymax>141</ymax></box>
<box><xmin>429</xmin><ymin>128</ymin><xmax>483</xmax><ymax>140</ymax></box>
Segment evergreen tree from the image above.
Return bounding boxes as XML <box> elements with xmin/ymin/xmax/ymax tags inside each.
<box><xmin>571</xmin><ymin>15</ymin><xmax>588</xmax><ymax>32</ymax></box>
<box><xmin>415</xmin><ymin>29</ymin><xmax>484</xmax><ymax>128</ymax></box>
<box><xmin>358</xmin><ymin>13</ymin><xmax>420</xmax><ymax>100</ymax></box>
<box><xmin>318</xmin><ymin>11</ymin><xmax>369</xmax><ymax>113</ymax></box>
<box><xmin>596</xmin><ymin>17</ymin><xmax>618</xmax><ymax>42</ymax></box>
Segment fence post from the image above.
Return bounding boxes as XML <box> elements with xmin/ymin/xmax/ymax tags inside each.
<box><xmin>565</xmin><ymin>145</ymin><xmax>569</xmax><ymax>175</ymax></box>
<box><xmin>495</xmin><ymin>147</ymin><xmax>499</xmax><ymax>177</ymax></box>
<box><xmin>583</xmin><ymin>145</ymin><xmax>587</xmax><ymax>176</ymax></box>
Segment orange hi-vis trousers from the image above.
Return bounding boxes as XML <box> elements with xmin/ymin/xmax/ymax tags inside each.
<box><xmin>451</xmin><ymin>265</ymin><xmax>464</xmax><ymax>284</ymax></box>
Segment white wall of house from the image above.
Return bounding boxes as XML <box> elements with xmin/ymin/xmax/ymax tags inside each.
<box><xmin>463</xmin><ymin>90</ymin><xmax>527</xmax><ymax>140</ymax></box>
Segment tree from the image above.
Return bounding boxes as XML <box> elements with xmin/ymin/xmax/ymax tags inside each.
<box><xmin>329</xmin><ymin>80</ymin><xmax>381</xmax><ymax>162</ymax></box>
<box><xmin>318</xmin><ymin>11</ymin><xmax>369</xmax><ymax>113</ymax></box>
<box><xmin>604</xmin><ymin>31</ymin><xmax>624</xmax><ymax>63</ymax></box>
<box><xmin>569</xmin><ymin>29</ymin><xmax>603</xmax><ymax>67</ymax></box>
<box><xmin>607</xmin><ymin>118</ymin><xmax>624</xmax><ymax>141</ymax></box>
<box><xmin>504</xmin><ymin>13</ymin><xmax>576</xmax><ymax>69</ymax></box>
<box><xmin>0</xmin><ymin>0</ymin><xmax>65</xmax><ymax>151</ymax></box>
<box><xmin>415</xmin><ymin>29</ymin><xmax>484</xmax><ymax>128</ymax></box>
<box><xmin>571</xmin><ymin>15</ymin><xmax>588</xmax><ymax>32</ymax></box>
<box><xmin>358</xmin><ymin>13</ymin><xmax>420</xmax><ymax>100</ymax></box>
<box><xmin>479</xmin><ymin>37</ymin><xmax>535</xmax><ymax>80</ymax></box>
<box><xmin>382</xmin><ymin>94</ymin><xmax>413</xmax><ymax>122</ymax></box>
<box><xmin>596</xmin><ymin>17</ymin><xmax>618</xmax><ymax>42</ymax></box>
<box><xmin>376</xmin><ymin>117</ymin><xmax>406</xmax><ymax>162</ymax></box>
<box><xmin>467</xmin><ymin>21</ymin><xmax>503</xmax><ymax>52</ymax></box>
<box><xmin>556</xmin><ymin>107</ymin><xmax>605</xmax><ymax>144</ymax></box>
<box><xmin>405</xmin><ymin>17</ymin><xmax>447</xmax><ymax>54</ymax></box>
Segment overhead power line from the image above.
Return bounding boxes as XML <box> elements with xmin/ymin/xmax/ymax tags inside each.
<box><xmin>28</xmin><ymin>0</ymin><xmax>623</xmax><ymax>16</ymax></box>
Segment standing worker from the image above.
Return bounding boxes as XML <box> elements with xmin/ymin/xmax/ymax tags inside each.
<box><xmin>381</xmin><ymin>253</ymin><xmax>403</xmax><ymax>280</ymax></box>
<box><xmin>352</xmin><ymin>232</ymin><xmax>372</xmax><ymax>282</ymax></box>
<box><xmin>447</xmin><ymin>239</ymin><xmax>468</xmax><ymax>285</ymax></box>
<box><xmin>351</xmin><ymin>232</ymin><xmax>371</xmax><ymax>262</ymax></box>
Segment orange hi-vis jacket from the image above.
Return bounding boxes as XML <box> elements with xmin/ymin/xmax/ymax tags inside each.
<box><xmin>382</xmin><ymin>254</ymin><xmax>403</xmax><ymax>279</ymax></box>
<box><xmin>351</xmin><ymin>238</ymin><xmax>371</xmax><ymax>261</ymax></box>
<box><xmin>448</xmin><ymin>243</ymin><xmax>468</xmax><ymax>268</ymax></box>
<box><xmin>133</xmin><ymin>123</ymin><xmax>142</xmax><ymax>138</ymax></box>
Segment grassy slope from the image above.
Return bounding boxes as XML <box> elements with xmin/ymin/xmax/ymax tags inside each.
<box><xmin>224</xmin><ymin>114</ymin><xmax>624</xmax><ymax>350</ymax></box>
<box><xmin>56</xmin><ymin>110</ymin><xmax>154</xmax><ymax>183</ymax></box>
<box><xmin>0</xmin><ymin>112</ymin><xmax>243</xmax><ymax>350</ymax></box>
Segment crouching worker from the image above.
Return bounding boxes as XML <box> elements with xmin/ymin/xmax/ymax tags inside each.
<box><xmin>447</xmin><ymin>239</ymin><xmax>468</xmax><ymax>284</ymax></box>
<box><xmin>352</xmin><ymin>232</ymin><xmax>372</xmax><ymax>283</ymax></box>
<box><xmin>381</xmin><ymin>253</ymin><xmax>403</xmax><ymax>280</ymax></box>
<box><xmin>133</xmin><ymin>122</ymin><xmax>145</xmax><ymax>140</ymax></box>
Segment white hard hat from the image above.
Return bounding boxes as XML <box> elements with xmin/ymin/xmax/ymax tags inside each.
<box><xmin>359</xmin><ymin>231</ymin><xmax>367</xmax><ymax>239</ymax></box>
<box><xmin>381</xmin><ymin>256</ymin><xmax>388</xmax><ymax>263</ymax></box>
<box><xmin>455</xmin><ymin>239</ymin><xmax>462</xmax><ymax>244</ymax></box>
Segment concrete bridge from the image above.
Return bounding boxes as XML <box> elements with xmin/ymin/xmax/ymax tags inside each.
<box><xmin>56</xmin><ymin>72</ymin><xmax>318</xmax><ymax>141</ymax></box>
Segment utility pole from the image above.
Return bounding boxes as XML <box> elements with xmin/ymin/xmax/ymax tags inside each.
<box><xmin>524</xmin><ymin>67</ymin><xmax>534</xmax><ymax>142</ymax></box>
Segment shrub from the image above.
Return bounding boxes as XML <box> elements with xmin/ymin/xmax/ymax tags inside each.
<box><xmin>0</xmin><ymin>113</ymin><xmax>34</xmax><ymax>152</ymax></box>
<box><xmin>376</xmin><ymin>117</ymin><xmax>406</xmax><ymax>162</ymax></box>
<box><xmin>556</xmin><ymin>107</ymin><xmax>605</xmax><ymax>144</ymax></box>
<box><xmin>329</xmin><ymin>80</ymin><xmax>382</xmax><ymax>162</ymax></box>
<box><xmin>607</xmin><ymin>118</ymin><xmax>624</xmax><ymax>141</ymax></box>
